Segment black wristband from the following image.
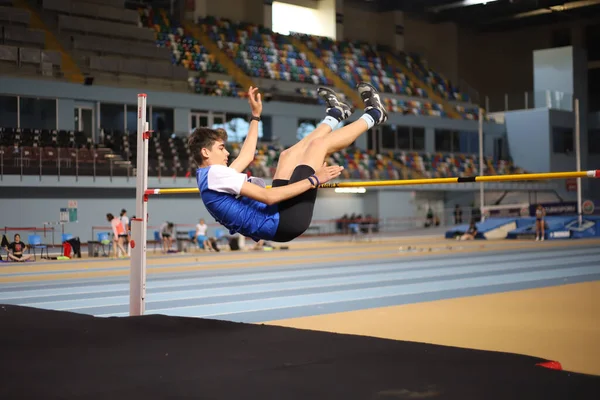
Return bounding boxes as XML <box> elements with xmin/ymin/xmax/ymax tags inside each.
<box><xmin>250</xmin><ymin>116</ymin><xmax>261</xmax><ymax>122</ymax></box>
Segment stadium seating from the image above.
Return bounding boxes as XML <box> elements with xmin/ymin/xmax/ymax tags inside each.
<box><xmin>291</xmin><ymin>33</ymin><xmax>453</xmax><ymax>117</ymax></box>
<box><xmin>139</xmin><ymin>7</ymin><xmax>224</xmax><ymax>74</ymax></box>
<box><xmin>27</xmin><ymin>0</ymin><xmax>189</xmax><ymax>81</ymax></box>
<box><xmin>295</xmin><ymin>34</ymin><xmax>424</xmax><ymax>96</ymax></box>
<box><xmin>198</xmin><ymin>16</ymin><xmax>333</xmax><ymax>87</ymax></box>
<box><xmin>1</xmin><ymin>122</ymin><xmax>525</xmax><ymax>182</ymax></box>
<box><xmin>0</xmin><ymin>3</ymin><xmax>63</xmax><ymax>77</ymax></box>
<box><xmin>397</xmin><ymin>52</ymin><xmax>468</xmax><ymax>102</ymax></box>
<box><xmin>138</xmin><ymin>7</ymin><xmax>245</xmax><ymax>98</ymax></box>
<box><xmin>394</xmin><ymin>151</ymin><xmax>526</xmax><ymax>178</ymax></box>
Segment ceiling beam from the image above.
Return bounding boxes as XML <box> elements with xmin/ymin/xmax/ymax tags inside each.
<box><xmin>483</xmin><ymin>0</ymin><xmax>600</xmax><ymax>23</ymax></box>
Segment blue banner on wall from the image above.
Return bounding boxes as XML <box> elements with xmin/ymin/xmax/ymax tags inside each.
<box><xmin>529</xmin><ymin>202</ymin><xmax>577</xmax><ymax>216</ymax></box>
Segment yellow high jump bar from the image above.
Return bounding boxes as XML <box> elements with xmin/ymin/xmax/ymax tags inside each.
<box><xmin>145</xmin><ymin>170</ymin><xmax>599</xmax><ymax>196</ymax></box>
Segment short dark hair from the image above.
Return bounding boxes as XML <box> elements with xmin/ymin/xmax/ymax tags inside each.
<box><xmin>188</xmin><ymin>127</ymin><xmax>228</xmax><ymax>166</ymax></box>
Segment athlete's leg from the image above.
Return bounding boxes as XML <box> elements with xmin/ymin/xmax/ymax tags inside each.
<box><xmin>271</xmin><ymin>84</ymin><xmax>387</xmax><ymax>243</ymax></box>
<box><xmin>272</xmin><ymin>88</ymin><xmax>353</xmax><ymax>181</ymax></box>
<box><xmin>296</xmin><ymin>82</ymin><xmax>388</xmax><ymax>173</ymax></box>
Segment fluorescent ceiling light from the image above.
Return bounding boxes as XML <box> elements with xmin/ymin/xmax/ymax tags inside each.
<box><xmin>428</xmin><ymin>0</ymin><xmax>499</xmax><ymax>12</ymax></box>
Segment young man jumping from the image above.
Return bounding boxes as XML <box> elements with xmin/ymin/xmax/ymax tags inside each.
<box><xmin>188</xmin><ymin>82</ymin><xmax>388</xmax><ymax>242</ymax></box>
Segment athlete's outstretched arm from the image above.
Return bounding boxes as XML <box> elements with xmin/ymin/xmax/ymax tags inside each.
<box><xmin>240</xmin><ymin>164</ymin><xmax>344</xmax><ymax>206</ymax></box>
<box><xmin>230</xmin><ymin>86</ymin><xmax>262</xmax><ymax>173</ymax></box>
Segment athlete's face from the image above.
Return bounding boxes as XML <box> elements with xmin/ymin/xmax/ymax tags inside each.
<box><xmin>203</xmin><ymin>139</ymin><xmax>230</xmax><ymax>166</ymax></box>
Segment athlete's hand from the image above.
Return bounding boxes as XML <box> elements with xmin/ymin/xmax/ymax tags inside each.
<box><xmin>248</xmin><ymin>86</ymin><xmax>262</xmax><ymax>117</ymax></box>
<box><xmin>315</xmin><ymin>163</ymin><xmax>344</xmax><ymax>186</ymax></box>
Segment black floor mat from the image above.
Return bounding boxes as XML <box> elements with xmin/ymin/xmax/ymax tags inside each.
<box><xmin>0</xmin><ymin>304</ymin><xmax>598</xmax><ymax>399</ymax></box>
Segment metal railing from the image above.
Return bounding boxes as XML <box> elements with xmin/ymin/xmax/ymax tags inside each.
<box><xmin>484</xmin><ymin>90</ymin><xmax>573</xmax><ymax>113</ymax></box>
<box><xmin>0</xmin><ymin>146</ymin><xmax>134</xmax><ymax>182</ymax></box>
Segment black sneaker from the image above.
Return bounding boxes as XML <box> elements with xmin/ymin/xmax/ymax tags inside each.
<box><xmin>357</xmin><ymin>82</ymin><xmax>388</xmax><ymax>124</ymax></box>
<box><xmin>317</xmin><ymin>87</ymin><xmax>353</xmax><ymax>120</ymax></box>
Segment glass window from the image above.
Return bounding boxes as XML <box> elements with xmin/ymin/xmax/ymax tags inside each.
<box><xmin>412</xmin><ymin>127</ymin><xmax>425</xmax><ymax>151</ymax></box>
<box><xmin>297</xmin><ymin>119</ymin><xmax>318</xmax><ymax>140</ymax></box>
<box><xmin>0</xmin><ymin>96</ymin><xmax>18</xmax><ymax>127</ymax></box>
<box><xmin>100</xmin><ymin>103</ymin><xmax>125</xmax><ymax>131</ymax></box>
<box><xmin>381</xmin><ymin>124</ymin><xmax>396</xmax><ymax>149</ymax></box>
<box><xmin>213</xmin><ymin>113</ymin><xmax>264</xmax><ymax>142</ymax></box>
<box><xmin>451</xmin><ymin>130</ymin><xmax>460</xmax><ymax>153</ymax></box>
<box><xmin>152</xmin><ymin>107</ymin><xmax>174</xmax><ymax>133</ymax></box>
<box><xmin>435</xmin><ymin>129</ymin><xmax>452</xmax><ymax>152</ymax></box>
<box><xmin>589</xmin><ymin>130</ymin><xmax>600</xmax><ymax>154</ymax></box>
<box><xmin>126</xmin><ymin>105</ymin><xmax>149</xmax><ymax>133</ymax></box>
<box><xmin>552</xmin><ymin>128</ymin><xmax>574</xmax><ymax>153</ymax></box>
<box><xmin>396</xmin><ymin>126</ymin><xmax>410</xmax><ymax>149</ymax></box>
<box><xmin>19</xmin><ymin>97</ymin><xmax>56</xmax><ymax>130</ymax></box>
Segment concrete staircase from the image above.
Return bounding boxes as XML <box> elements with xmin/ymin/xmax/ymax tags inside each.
<box><xmin>13</xmin><ymin>0</ymin><xmax>84</xmax><ymax>84</ymax></box>
<box><xmin>289</xmin><ymin>36</ymin><xmax>362</xmax><ymax>108</ymax></box>
<box><xmin>183</xmin><ymin>20</ymin><xmax>257</xmax><ymax>93</ymax></box>
<box><xmin>383</xmin><ymin>52</ymin><xmax>461</xmax><ymax>120</ymax></box>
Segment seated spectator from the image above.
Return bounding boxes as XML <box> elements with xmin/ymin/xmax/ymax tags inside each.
<box><xmin>4</xmin><ymin>234</ymin><xmax>33</xmax><ymax>262</ymax></box>
<box><xmin>195</xmin><ymin>218</ymin><xmax>214</xmax><ymax>251</ymax></box>
<box><xmin>459</xmin><ymin>221</ymin><xmax>478</xmax><ymax>241</ymax></box>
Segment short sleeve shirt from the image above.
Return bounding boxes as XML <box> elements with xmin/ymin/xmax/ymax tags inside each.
<box><xmin>197</xmin><ymin>165</ymin><xmax>279</xmax><ymax>241</ymax></box>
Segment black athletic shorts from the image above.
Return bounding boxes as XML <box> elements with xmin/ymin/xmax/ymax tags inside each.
<box><xmin>271</xmin><ymin>165</ymin><xmax>317</xmax><ymax>242</ymax></box>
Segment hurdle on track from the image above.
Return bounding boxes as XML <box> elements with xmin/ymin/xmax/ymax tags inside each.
<box><xmin>130</xmin><ymin>93</ymin><xmax>599</xmax><ymax>316</ymax></box>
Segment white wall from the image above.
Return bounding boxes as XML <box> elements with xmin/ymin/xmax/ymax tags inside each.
<box><xmin>377</xmin><ymin>190</ymin><xmax>415</xmax><ymax>220</ymax></box>
<box><xmin>272</xmin><ymin>0</ymin><xmax>335</xmax><ymax>38</ymax></box>
<box><xmin>0</xmin><ymin>192</ymin><xmax>369</xmax><ymax>242</ymax></box>
<box><xmin>317</xmin><ymin>0</ymin><xmax>336</xmax><ymax>40</ymax></box>
<box><xmin>0</xmin><ymin>188</ymin><xmax>424</xmax><ymax>242</ymax></box>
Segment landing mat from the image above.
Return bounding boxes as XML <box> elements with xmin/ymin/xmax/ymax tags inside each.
<box><xmin>0</xmin><ymin>305</ymin><xmax>598</xmax><ymax>399</ymax></box>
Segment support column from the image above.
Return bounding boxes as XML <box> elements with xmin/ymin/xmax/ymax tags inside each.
<box><xmin>335</xmin><ymin>0</ymin><xmax>343</xmax><ymax>41</ymax></box>
<box><xmin>425</xmin><ymin>127</ymin><xmax>435</xmax><ymax>153</ymax></box>
<box><xmin>187</xmin><ymin>0</ymin><xmax>206</xmax><ymax>22</ymax></box>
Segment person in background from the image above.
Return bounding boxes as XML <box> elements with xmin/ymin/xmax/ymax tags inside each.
<box><xmin>458</xmin><ymin>220</ymin><xmax>478</xmax><ymax>241</ymax></box>
<box><xmin>4</xmin><ymin>234</ymin><xmax>33</xmax><ymax>262</ymax></box>
<box><xmin>535</xmin><ymin>204</ymin><xmax>546</xmax><ymax>241</ymax></box>
<box><xmin>195</xmin><ymin>218</ymin><xmax>214</xmax><ymax>251</ymax></box>
<box><xmin>454</xmin><ymin>204</ymin><xmax>463</xmax><ymax>225</ymax></box>
<box><xmin>160</xmin><ymin>221</ymin><xmax>174</xmax><ymax>253</ymax></box>
<box><xmin>106</xmin><ymin>213</ymin><xmax>128</xmax><ymax>258</ymax></box>
<box><xmin>425</xmin><ymin>208</ymin><xmax>434</xmax><ymax>228</ymax></box>
<box><xmin>120</xmin><ymin>209</ymin><xmax>130</xmax><ymax>255</ymax></box>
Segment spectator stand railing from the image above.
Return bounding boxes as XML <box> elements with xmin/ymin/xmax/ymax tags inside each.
<box><xmin>0</xmin><ymin>145</ymin><xmax>134</xmax><ymax>182</ymax></box>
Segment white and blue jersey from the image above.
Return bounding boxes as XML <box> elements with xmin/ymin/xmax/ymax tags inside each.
<box><xmin>197</xmin><ymin>165</ymin><xmax>280</xmax><ymax>242</ymax></box>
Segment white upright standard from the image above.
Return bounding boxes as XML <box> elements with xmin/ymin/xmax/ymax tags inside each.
<box><xmin>575</xmin><ymin>98</ymin><xmax>582</xmax><ymax>227</ymax></box>
<box><xmin>478</xmin><ymin>107</ymin><xmax>485</xmax><ymax>221</ymax></box>
<box><xmin>130</xmin><ymin>93</ymin><xmax>150</xmax><ymax>316</ymax></box>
